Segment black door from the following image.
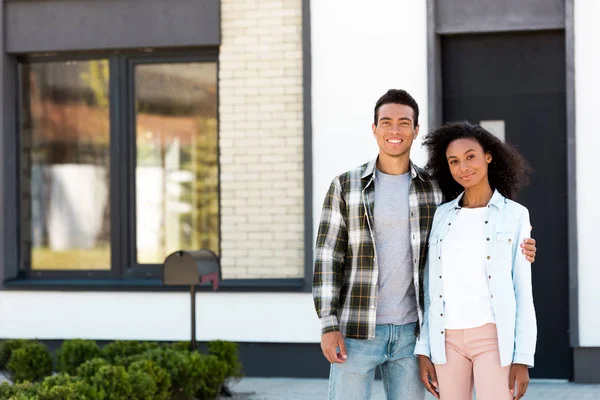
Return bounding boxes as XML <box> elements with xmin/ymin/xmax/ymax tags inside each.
<box><xmin>441</xmin><ymin>31</ymin><xmax>570</xmax><ymax>379</ymax></box>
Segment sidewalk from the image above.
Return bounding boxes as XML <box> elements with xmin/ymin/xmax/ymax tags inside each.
<box><xmin>229</xmin><ymin>377</ymin><xmax>600</xmax><ymax>400</ymax></box>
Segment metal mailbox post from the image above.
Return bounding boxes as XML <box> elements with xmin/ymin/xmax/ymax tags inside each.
<box><xmin>162</xmin><ymin>249</ymin><xmax>221</xmax><ymax>350</ymax></box>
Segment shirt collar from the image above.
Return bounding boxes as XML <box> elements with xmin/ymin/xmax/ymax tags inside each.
<box><xmin>450</xmin><ymin>189</ymin><xmax>506</xmax><ymax>210</ymax></box>
<box><xmin>360</xmin><ymin>157</ymin><xmax>424</xmax><ymax>181</ymax></box>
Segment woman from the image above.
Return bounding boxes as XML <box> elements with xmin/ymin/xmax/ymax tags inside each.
<box><xmin>414</xmin><ymin>121</ymin><xmax>537</xmax><ymax>400</ymax></box>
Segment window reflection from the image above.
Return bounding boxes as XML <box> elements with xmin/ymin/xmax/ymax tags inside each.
<box><xmin>20</xmin><ymin>60</ymin><xmax>111</xmax><ymax>270</ymax></box>
<box><xmin>134</xmin><ymin>63</ymin><xmax>219</xmax><ymax>264</ymax></box>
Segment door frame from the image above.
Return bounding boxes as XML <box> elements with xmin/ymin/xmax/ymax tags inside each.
<box><xmin>426</xmin><ymin>0</ymin><xmax>578</xmax><ymax>377</ymax></box>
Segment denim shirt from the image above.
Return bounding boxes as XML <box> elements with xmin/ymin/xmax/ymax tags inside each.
<box><xmin>414</xmin><ymin>190</ymin><xmax>537</xmax><ymax>367</ymax></box>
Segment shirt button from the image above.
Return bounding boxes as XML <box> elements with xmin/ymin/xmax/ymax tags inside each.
<box><xmin>371</xmin><ymin>305</ymin><xmax>375</xmax><ymax>309</ymax></box>
<box><xmin>489</xmin><ymin>275</ymin><xmax>492</xmax><ymax>279</ymax></box>
<box><xmin>485</xmin><ymin>221</ymin><xmax>488</xmax><ymax>224</ymax></box>
<box><xmin>486</xmin><ymin>256</ymin><xmax>491</xmax><ymax>260</ymax></box>
<box><xmin>440</xmin><ymin>313</ymin><xmax>443</xmax><ymax>317</ymax></box>
<box><xmin>448</xmin><ymin>223</ymin><xmax>451</xmax><ymax>226</ymax></box>
<box><xmin>508</xmin><ymin>239</ymin><xmax>512</xmax><ymax>243</ymax></box>
<box><xmin>491</xmin><ymin>295</ymin><xmax>494</xmax><ymax>299</ymax></box>
<box><xmin>439</xmin><ymin>275</ymin><xmax>442</xmax><ymax>279</ymax></box>
<box><xmin>439</xmin><ymin>295</ymin><xmax>442</xmax><ymax>298</ymax></box>
<box><xmin>486</xmin><ymin>238</ymin><xmax>490</xmax><ymax>241</ymax></box>
<box><xmin>441</xmin><ymin>330</ymin><xmax>444</xmax><ymax>334</ymax></box>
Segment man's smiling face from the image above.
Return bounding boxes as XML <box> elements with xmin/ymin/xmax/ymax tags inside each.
<box><xmin>372</xmin><ymin>103</ymin><xmax>418</xmax><ymax>159</ymax></box>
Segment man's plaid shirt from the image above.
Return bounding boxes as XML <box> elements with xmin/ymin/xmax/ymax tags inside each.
<box><xmin>313</xmin><ymin>159</ymin><xmax>443</xmax><ymax>340</ymax></box>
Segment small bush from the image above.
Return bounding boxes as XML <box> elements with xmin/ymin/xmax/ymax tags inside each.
<box><xmin>0</xmin><ymin>382</ymin><xmax>19</xmax><ymax>398</ymax></box>
<box><xmin>194</xmin><ymin>354</ymin><xmax>228</xmax><ymax>400</ymax></box>
<box><xmin>142</xmin><ymin>347</ymin><xmax>200</xmax><ymax>399</ymax></box>
<box><xmin>57</xmin><ymin>339</ymin><xmax>102</xmax><ymax>375</ymax></box>
<box><xmin>128</xmin><ymin>369</ymin><xmax>157</xmax><ymax>400</ymax></box>
<box><xmin>7</xmin><ymin>342</ymin><xmax>53</xmax><ymax>382</ymax></box>
<box><xmin>128</xmin><ymin>359</ymin><xmax>171</xmax><ymax>400</ymax></box>
<box><xmin>38</xmin><ymin>373</ymin><xmax>100</xmax><ymax>400</ymax></box>
<box><xmin>167</xmin><ymin>341</ymin><xmax>193</xmax><ymax>352</ymax></box>
<box><xmin>207</xmin><ymin>340</ymin><xmax>243</xmax><ymax>379</ymax></box>
<box><xmin>0</xmin><ymin>340</ymin><xmax>29</xmax><ymax>371</ymax></box>
<box><xmin>0</xmin><ymin>380</ymin><xmax>41</xmax><ymax>398</ymax></box>
<box><xmin>38</xmin><ymin>385</ymin><xmax>85</xmax><ymax>400</ymax></box>
<box><xmin>101</xmin><ymin>341</ymin><xmax>159</xmax><ymax>365</ymax></box>
<box><xmin>75</xmin><ymin>358</ymin><xmax>110</xmax><ymax>382</ymax></box>
<box><xmin>8</xmin><ymin>393</ymin><xmax>36</xmax><ymax>400</ymax></box>
<box><xmin>91</xmin><ymin>365</ymin><xmax>132</xmax><ymax>400</ymax></box>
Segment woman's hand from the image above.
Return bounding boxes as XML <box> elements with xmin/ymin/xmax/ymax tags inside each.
<box><xmin>418</xmin><ymin>355</ymin><xmax>439</xmax><ymax>399</ymax></box>
<box><xmin>521</xmin><ymin>237</ymin><xmax>536</xmax><ymax>263</ymax></box>
<box><xmin>509</xmin><ymin>363</ymin><xmax>530</xmax><ymax>399</ymax></box>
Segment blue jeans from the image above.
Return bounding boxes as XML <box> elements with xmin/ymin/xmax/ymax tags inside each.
<box><xmin>329</xmin><ymin>322</ymin><xmax>425</xmax><ymax>400</ymax></box>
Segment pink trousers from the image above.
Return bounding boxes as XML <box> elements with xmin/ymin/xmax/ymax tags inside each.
<box><xmin>434</xmin><ymin>323</ymin><xmax>512</xmax><ymax>400</ymax></box>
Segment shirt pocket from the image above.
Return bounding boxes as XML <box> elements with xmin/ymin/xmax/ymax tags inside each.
<box><xmin>494</xmin><ymin>228</ymin><xmax>516</xmax><ymax>263</ymax></box>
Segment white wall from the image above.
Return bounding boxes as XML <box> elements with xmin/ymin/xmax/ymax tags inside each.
<box><xmin>0</xmin><ymin>292</ymin><xmax>319</xmax><ymax>343</ymax></box>
<box><xmin>574</xmin><ymin>0</ymin><xmax>600</xmax><ymax>347</ymax></box>
<box><xmin>311</xmin><ymin>0</ymin><xmax>429</xmax><ymax>237</ymax></box>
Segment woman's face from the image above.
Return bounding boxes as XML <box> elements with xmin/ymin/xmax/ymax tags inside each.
<box><xmin>445</xmin><ymin>138</ymin><xmax>492</xmax><ymax>190</ymax></box>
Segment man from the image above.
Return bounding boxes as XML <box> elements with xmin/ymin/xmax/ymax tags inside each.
<box><xmin>312</xmin><ymin>89</ymin><xmax>537</xmax><ymax>400</ymax></box>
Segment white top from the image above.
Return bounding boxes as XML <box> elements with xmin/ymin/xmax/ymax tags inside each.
<box><xmin>440</xmin><ymin>207</ymin><xmax>495</xmax><ymax>329</ymax></box>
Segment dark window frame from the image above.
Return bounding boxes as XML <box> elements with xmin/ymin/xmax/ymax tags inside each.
<box><xmin>123</xmin><ymin>52</ymin><xmax>222</xmax><ymax>279</ymax></box>
<box><xmin>17</xmin><ymin>48</ymin><xmax>223</xmax><ymax>281</ymax></box>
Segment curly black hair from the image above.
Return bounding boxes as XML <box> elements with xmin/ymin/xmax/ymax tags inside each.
<box><xmin>374</xmin><ymin>89</ymin><xmax>419</xmax><ymax>127</ymax></box>
<box><xmin>422</xmin><ymin>121</ymin><xmax>531</xmax><ymax>201</ymax></box>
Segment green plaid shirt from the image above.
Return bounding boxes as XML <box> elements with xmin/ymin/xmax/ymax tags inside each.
<box><xmin>313</xmin><ymin>159</ymin><xmax>443</xmax><ymax>340</ymax></box>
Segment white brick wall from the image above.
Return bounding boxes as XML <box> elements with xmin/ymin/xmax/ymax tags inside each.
<box><xmin>219</xmin><ymin>0</ymin><xmax>304</xmax><ymax>279</ymax></box>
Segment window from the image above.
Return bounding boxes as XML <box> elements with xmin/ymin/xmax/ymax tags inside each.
<box><xmin>18</xmin><ymin>51</ymin><xmax>219</xmax><ymax>279</ymax></box>
<box><xmin>134</xmin><ymin>63</ymin><xmax>219</xmax><ymax>264</ymax></box>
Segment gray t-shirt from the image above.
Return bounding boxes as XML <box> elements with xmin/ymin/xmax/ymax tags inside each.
<box><xmin>373</xmin><ymin>169</ymin><xmax>418</xmax><ymax>325</ymax></box>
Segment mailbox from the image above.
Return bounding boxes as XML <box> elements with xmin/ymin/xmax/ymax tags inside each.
<box><xmin>163</xmin><ymin>249</ymin><xmax>220</xmax><ymax>289</ymax></box>
<box><xmin>162</xmin><ymin>249</ymin><xmax>221</xmax><ymax>350</ymax></box>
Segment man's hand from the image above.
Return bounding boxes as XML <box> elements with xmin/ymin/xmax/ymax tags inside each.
<box><xmin>321</xmin><ymin>331</ymin><xmax>347</xmax><ymax>363</ymax></box>
<box><xmin>509</xmin><ymin>364</ymin><xmax>529</xmax><ymax>399</ymax></box>
<box><xmin>418</xmin><ymin>355</ymin><xmax>439</xmax><ymax>399</ymax></box>
<box><xmin>521</xmin><ymin>237</ymin><xmax>536</xmax><ymax>263</ymax></box>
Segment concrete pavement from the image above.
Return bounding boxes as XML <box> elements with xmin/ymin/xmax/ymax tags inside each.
<box><xmin>229</xmin><ymin>377</ymin><xmax>600</xmax><ymax>400</ymax></box>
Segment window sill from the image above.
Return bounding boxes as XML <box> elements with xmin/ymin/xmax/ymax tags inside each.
<box><xmin>1</xmin><ymin>278</ymin><xmax>308</xmax><ymax>292</ymax></box>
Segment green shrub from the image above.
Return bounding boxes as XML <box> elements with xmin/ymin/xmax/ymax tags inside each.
<box><xmin>8</xmin><ymin>393</ymin><xmax>36</xmax><ymax>400</ymax></box>
<box><xmin>128</xmin><ymin>369</ymin><xmax>156</xmax><ymax>400</ymax></box>
<box><xmin>207</xmin><ymin>340</ymin><xmax>243</xmax><ymax>379</ymax></box>
<box><xmin>167</xmin><ymin>341</ymin><xmax>193</xmax><ymax>352</ymax></box>
<box><xmin>75</xmin><ymin>358</ymin><xmax>109</xmax><ymax>382</ymax></box>
<box><xmin>38</xmin><ymin>385</ymin><xmax>85</xmax><ymax>400</ymax></box>
<box><xmin>101</xmin><ymin>341</ymin><xmax>159</xmax><ymax>365</ymax></box>
<box><xmin>7</xmin><ymin>342</ymin><xmax>53</xmax><ymax>382</ymax></box>
<box><xmin>0</xmin><ymin>340</ymin><xmax>29</xmax><ymax>371</ymax></box>
<box><xmin>91</xmin><ymin>365</ymin><xmax>132</xmax><ymax>400</ymax></box>
<box><xmin>38</xmin><ymin>373</ymin><xmax>100</xmax><ymax>400</ymax></box>
<box><xmin>128</xmin><ymin>359</ymin><xmax>171</xmax><ymax>400</ymax></box>
<box><xmin>0</xmin><ymin>380</ymin><xmax>41</xmax><ymax>399</ymax></box>
<box><xmin>194</xmin><ymin>354</ymin><xmax>228</xmax><ymax>400</ymax></box>
<box><xmin>0</xmin><ymin>382</ymin><xmax>19</xmax><ymax>398</ymax></box>
<box><xmin>142</xmin><ymin>347</ymin><xmax>201</xmax><ymax>399</ymax></box>
<box><xmin>57</xmin><ymin>340</ymin><xmax>102</xmax><ymax>375</ymax></box>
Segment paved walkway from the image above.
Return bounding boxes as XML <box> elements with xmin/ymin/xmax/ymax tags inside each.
<box><xmin>230</xmin><ymin>377</ymin><xmax>600</xmax><ymax>400</ymax></box>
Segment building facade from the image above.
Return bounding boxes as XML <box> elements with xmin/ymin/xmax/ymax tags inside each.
<box><xmin>0</xmin><ymin>0</ymin><xmax>598</xmax><ymax>383</ymax></box>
